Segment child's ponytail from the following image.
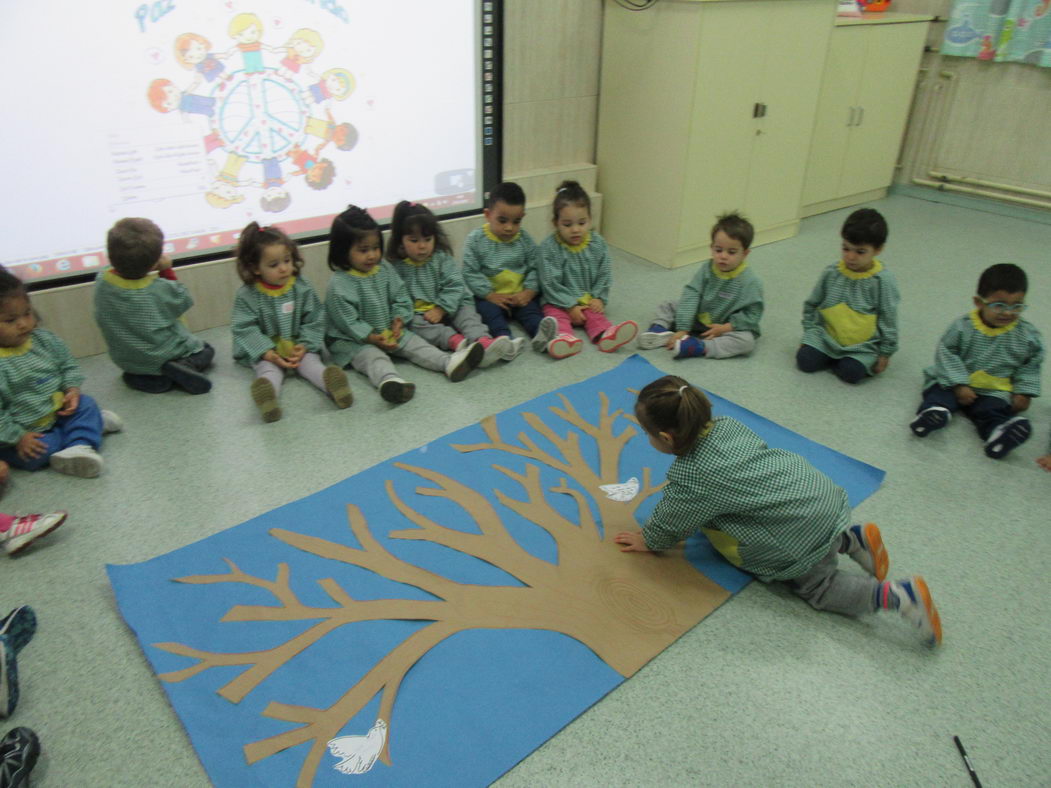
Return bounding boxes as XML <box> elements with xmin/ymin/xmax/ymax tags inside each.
<box><xmin>551</xmin><ymin>180</ymin><xmax>591</xmax><ymax>223</ymax></box>
<box><xmin>635</xmin><ymin>375</ymin><xmax>713</xmax><ymax>454</ymax></box>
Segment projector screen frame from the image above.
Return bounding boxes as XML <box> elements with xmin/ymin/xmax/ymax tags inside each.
<box><xmin>23</xmin><ymin>0</ymin><xmax>504</xmax><ymax>294</ymax></box>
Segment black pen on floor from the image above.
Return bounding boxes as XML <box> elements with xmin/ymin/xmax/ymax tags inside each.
<box><xmin>953</xmin><ymin>735</ymin><xmax>982</xmax><ymax>788</ymax></box>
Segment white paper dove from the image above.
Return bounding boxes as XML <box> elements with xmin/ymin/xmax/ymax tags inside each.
<box><xmin>598</xmin><ymin>477</ymin><xmax>639</xmax><ymax>502</ymax></box>
<box><xmin>328</xmin><ymin>718</ymin><xmax>388</xmax><ymax>775</ymax></box>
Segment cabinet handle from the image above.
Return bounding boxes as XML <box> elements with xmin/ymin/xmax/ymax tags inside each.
<box><xmin>753</xmin><ymin>102</ymin><xmax>762</xmax><ymax>119</ymax></box>
<box><xmin>856</xmin><ymin>106</ymin><xmax>864</xmax><ymax>126</ymax></box>
<box><xmin>761</xmin><ymin>103</ymin><xmax>768</xmax><ymax>118</ymax></box>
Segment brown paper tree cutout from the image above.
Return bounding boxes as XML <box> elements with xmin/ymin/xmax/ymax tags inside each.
<box><xmin>153</xmin><ymin>391</ymin><xmax>731</xmax><ymax>787</ymax></box>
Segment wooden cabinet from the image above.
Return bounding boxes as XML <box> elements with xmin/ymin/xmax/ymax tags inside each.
<box><xmin>596</xmin><ymin>0</ymin><xmax>836</xmax><ymax>268</ymax></box>
<box><xmin>801</xmin><ymin>17</ymin><xmax>930</xmax><ymax>216</ymax></box>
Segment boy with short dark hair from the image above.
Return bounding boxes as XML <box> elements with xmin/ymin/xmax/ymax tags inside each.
<box><xmin>94</xmin><ymin>218</ymin><xmax>215</xmax><ymax>394</ymax></box>
<box><xmin>638</xmin><ymin>211</ymin><xmax>764</xmax><ymax>359</ymax></box>
<box><xmin>797</xmin><ymin>208</ymin><xmax>899</xmax><ymax>383</ymax></box>
<box><xmin>461</xmin><ymin>182</ymin><xmax>550</xmax><ymax>357</ymax></box>
<box><xmin>911</xmin><ymin>263</ymin><xmax>1043</xmax><ymax>459</ymax></box>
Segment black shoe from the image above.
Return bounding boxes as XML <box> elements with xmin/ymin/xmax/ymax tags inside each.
<box><xmin>379</xmin><ymin>378</ymin><xmax>415</xmax><ymax>403</ymax></box>
<box><xmin>0</xmin><ymin>727</ymin><xmax>40</xmax><ymax>787</ymax></box>
<box><xmin>0</xmin><ymin>607</ymin><xmax>35</xmax><ymax>655</ymax></box>
<box><xmin>0</xmin><ymin>636</ymin><xmax>17</xmax><ymax>719</ymax></box>
<box><xmin>161</xmin><ymin>359</ymin><xmax>212</xmax><ymax>394</ymax></box>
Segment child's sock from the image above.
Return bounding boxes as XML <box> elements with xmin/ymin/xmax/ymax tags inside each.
<box><xmin>909</xmin><ymin>406</ymin><xmax>950</xmax><ymax>437</ymax></box>
<box><xmin>674</xmin><ymin>336</ymin><xmax>705</xmax><ymax>358</ymax></box>
<box><xmin>984</xmin><ymin>416</ymin><xmax>1031</xmax><ymax>459</ymax></box>
<box><xmin>448</xmin><ymin>334</ymin><xmax>466</xmax><ymax>351</ymax></box>
<box><xmin>840</xmin><ymin>523</ymin><xmax>888</xmax><ymax>580</ymax></box>
<box><xmin>876</xmin><ymin>577</ymin><xmax>942</xmax><ymax>647</ymax></box>
<box><xmin>251</xmin><ymin>378</ymin><xmax>282</xmax><ymax>423</ymax></box>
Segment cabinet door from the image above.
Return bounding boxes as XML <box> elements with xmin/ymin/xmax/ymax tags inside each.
<box><xmin>801</xmin><ymin>27</ymin><xmax>863</xmax><ymax>206</ymax></box>
<box><xmin>747</xmin><ymin>0</ymin><xmax>836</xmax><ymax>233</ymax></box>
<box><xmin>843</xmin><ymin>22</ymin><xmax>928</xmax><ymax>196</ymax></box>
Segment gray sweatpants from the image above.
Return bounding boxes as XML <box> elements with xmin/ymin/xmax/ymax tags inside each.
<box><xmin>410</xmin><ymin>303</ymin><xmax>490</xmax><ymax>350</ymax></box>
<box><xmin>349</xmin><ymin>333</ymin><xmax>448</xmax><ymax>388</ymax></box>
<box><xmin>253</xmin><ymin>352</ymin><xmax>327</xmax><ymax>394</ymax></box>
<box><xmin>786</xmin><ymin>537</ymin><xmax>878</xmax><ymax>617</ymax></box>
<box><xmin>652</xmin><ymin>300</ymin><xmax>756</xmax><ymax>359</ymax></box>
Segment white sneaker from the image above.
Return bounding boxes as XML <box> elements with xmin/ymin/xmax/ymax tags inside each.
<box><xmin>445</xmin><ymin>341</ymin><xmax>484</xmax><ymax>381</ymax></box>
<box><xmin>479</xmin><ymin>336</ymin><xmax>511</xmax><ymax>368</ymax></box>
<box><xmin>502</xmin><ymin>336</ymin><xmax>527</xmax><ymax>362</ymax></box>
<box><xmin>101</xmin><ymin>409</ymin><xmax>123</xmax><ymax>434</ymax></box>
<box><xmin>637</xmin><ymin>330</ymin><xmax>673</xmax><ymax>350</ymax></box>
<box><xmin>49</xmin><ymin>445</ymin><xmax>103</xmax><ymax>478</ymax></box>
<box><xmin>531</xmin><ymin>316</ymin><xmax>559</xmax><ymax>352</ymax></box>
<box><xmin>2</xmin><ymin>511</ymin><xmax>67</xmax><ymax>556</ymax></box>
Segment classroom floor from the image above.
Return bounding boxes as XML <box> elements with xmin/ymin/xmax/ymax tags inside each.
<box><xmin>6</xmin><ymin>194</ymin><xmax>1050</xmax><ymax>787</ymax></box>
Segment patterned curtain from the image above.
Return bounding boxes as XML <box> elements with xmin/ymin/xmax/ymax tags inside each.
<box><xmin>942</xmin><ymin>0</ymin><xmax>1051</xmax><ymax>65</ymax></box>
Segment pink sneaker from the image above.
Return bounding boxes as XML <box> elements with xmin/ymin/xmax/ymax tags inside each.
<box><xmin>597</xmin><ymin>320</ymin><xmax>638</xmax><ymax>353</ymax></box>
<box><xmin>547</xmin><ymin>334</ymin><xmax>583</xmax><ymax>359</ymax></box>
<box><xmin>2</xmin><ymin>512</ymin><xmax>68</xmax><ymax>557</ymax></box>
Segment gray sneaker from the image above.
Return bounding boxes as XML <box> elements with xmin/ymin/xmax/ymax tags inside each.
<box><xmin>445</xmin><ymin>341</ymin><xmax>484</xmax><ymax>381</ymax></box>
<box><xmin>531</xmin><ymin>316</ymin><xmax>558</xmax><ymax>352</ymax></box>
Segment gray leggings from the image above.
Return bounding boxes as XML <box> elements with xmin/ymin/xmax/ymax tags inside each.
<box><xmin>409</xmin><ymin>303</ymin><xmax>490</xmax><ymax>350</ymax></box>
<box><xmin>349</xmin><ymin>333</ymin><xmax>448</xmax><ymax>388</ymax></box>
<box><xmin>652</xmin><ymin>300</ymin><xmax>757</xmax><ymax>358</ymax></box>
<box><xmin>253</xmin><ymin>351</ymin><xmax>327</xmax><ymax>394</ymax></box>
<box><xmin>786</xmin><ymin>538</ymin><xmax>878</xmax><ymax>617</ymax></box>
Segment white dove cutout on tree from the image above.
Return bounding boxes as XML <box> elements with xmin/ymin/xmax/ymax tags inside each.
<box><xmin>327</xmin><ymin>718</ymin><xmax>388</xmax><ymax>775</ymax></box>
<box><xmin>598</xmin><ymin>476</ymin><xmax>640</xmax><ymax>502</ymax></box>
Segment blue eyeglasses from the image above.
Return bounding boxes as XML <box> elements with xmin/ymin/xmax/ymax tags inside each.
<box><xmin>978</xmin><ymin>297</ymin><xmax>1027</xmax><ymax>314</ymax></box>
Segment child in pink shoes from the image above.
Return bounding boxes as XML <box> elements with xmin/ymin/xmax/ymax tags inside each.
<box><xmin>536</xmin><ymin>180</ymin><xmax>637</xmax><ymax>359</ymax></box>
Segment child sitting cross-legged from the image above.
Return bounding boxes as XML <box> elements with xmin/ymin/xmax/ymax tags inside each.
<box><xmin>638</xmin><ymin>212</ymin><xmax>763</xmax><ymax>359</ymax></box>
<box><xmin>615</xmin><ymin>375</ymin><xmax>942</xmax><ymax>648</ymax></box>
<box><xmin>910</xmin><ymin>263</ymin><xmax>1042</xmax><ymax>459</ymax></box>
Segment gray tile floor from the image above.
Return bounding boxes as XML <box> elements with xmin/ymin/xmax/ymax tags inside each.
<box><xmin>6</xmin><ymin>194</ymin><xmax>1050</xmax><ymax>786</ymax></box>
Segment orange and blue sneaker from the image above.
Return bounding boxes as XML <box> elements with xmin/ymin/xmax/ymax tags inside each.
<box><xmin>843</xmin><ymin>522</ymin><xmax>888</xmax><ymax>581</ymax></box>
<box><xmin>877</xmin><ymin>577</ymin><xmax>942</xmax><ymax>647</ymax></box>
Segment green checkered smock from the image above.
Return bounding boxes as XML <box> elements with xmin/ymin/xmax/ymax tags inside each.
<box><xmin>538</xmin><ymin>231</ymin><xmax>612</xmax><ymax>309</ymax></box>
<box><xmin>674</xmin><ymin>262</ymin><xmax>764</xmax><ymax>335</ymax></box>
<box><xmin>231</xmin><ymin>276</ymin><xmax>325</xmax><ymax>366</ymax></box>
<box><xmin>324</xmin><ymin>263</ymin><xmax>414</xmax><ymax>367</ymax></box>
<box><xmin>391</xmin><ymin>251</ymin><xmax>467</xmax><ymax>313</ymax></box>
<box><xmin>93</xmin><ymin>269</ymin><xmax>204</xmax><ymax>375</ymax></box>
<box><xmin>643</xmin><ymin>417</ymin><xmax>849</xmax><ymax>581</ymax></box>
<box><xmin>462</xmin><ymin>226</ymin><xmax>540</xmax><ymax>298</ymax></box>
<box><xmin>922</xmin><ymin>311</ymin><xmax>1043</xmax><ymax>403</ymax></box>
<box><xmin>0</xmin><ymin>329</ymin><xmax>85</xmax><ymax>444</ymax></box>
<box><xmin>801</xmin><ymin>261</ymin><xmax>899</xmax><ymax>372</ymax></box>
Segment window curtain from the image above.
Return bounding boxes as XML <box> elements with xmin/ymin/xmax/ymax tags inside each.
<box><xmin>942</xmin><ymin>0</ymin><xmax>1051</xmax><ymax>66</ymax></box>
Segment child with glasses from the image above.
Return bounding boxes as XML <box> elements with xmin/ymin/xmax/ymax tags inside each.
<box><xmin>797</xmin><ymin>208</ymin><xmax>899</xmax><ymax>383</ymax></box>
<box><xmin>910</xmin><ymin>263</ymin><xmax>1043</xmax><ymax>459</ymax></box>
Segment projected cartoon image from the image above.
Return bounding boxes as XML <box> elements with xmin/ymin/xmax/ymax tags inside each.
<box><xmin>147</xmin><ymin>13</ymin><xmax>358</xmax><ymax>214</ymax></box>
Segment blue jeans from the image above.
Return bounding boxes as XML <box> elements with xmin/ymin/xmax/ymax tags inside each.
<box><xmin>918</xmin><ymin>384</ymin><xmax>1013</xmax><ymax>440</ymax></box>
<box><xmin>796</xmin><ymin>344</ymin><xmax>867</xmax><ymax>384</ymax></box>
<box><xmin>0</xmin><ymin>394</ymin><xmax>103</xmax><ymax>471</ymax></box>
<box><xmin>474</xmin><ymin>297</ymin><xmax>543</xmax><ymax>338</ymax></box>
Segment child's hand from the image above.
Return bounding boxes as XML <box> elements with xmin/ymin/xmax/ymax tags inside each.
<box><xmin>390</xmin><ymin>317</ymin><xmax>404</xmax><ymax>340</ymax></box>
<box><xmin>872</xmin><ymin>355</ymin><xmax>890</xmax><ymax>375</ymax></box>
<box><xmin>485</xmin><ymin>293</ymin><xmax>513</xmax><ymax>312</ymax></box>
<box><xmin>666</xmin><ymin>330</ymin><xmax>689</xmax><ymax>350</ymax></box>
<box><xmin>1036</xmin><ymin>455</ymin><xmax>1051</xmax><ymax>472</ymax></box>
<box><xmin>511</xmin><ymin>289</ymin><xmax>537</xmax><ymax>307</ymax></box>
<box><xmin>568</xmin><ymin>306</ymin><xmax>586</xmax><ymax>325</ymax></box>
<box><xmin>614</xmin><ymin>531</ymin><xmax>651</xmax><ymax>553</ymax></box>
<box><xmin>369</xmin><ymin>332</ymin><xmax>398</xmax><ymax>352</ymax></box>
<box><xmin>263</xmin><ymin>349</ymin><xmax>297</xmax><ymax>369</ymax></box>
<box><xmin>423</xmin><ymin>307</ymin><xmax>445</xmax><ymax>324</ymax></box>
<box><xmin>1011</xmin><ymin>393</ymin><xmax>1031</xmax><ymax>412</ymax></box>
<box><xmin>700</xmin><ymin>323</ymin><xmax>732</xmax><ymax>340</ymax></box>
<box><xmin>57</xmin><ymin>387</ymin><xmax>81</xmax><ymax>416</ymax></box>
<box><xmin>153</xmin><ymin>254</ymin><xmax>173</xmax><ymax>272</ymax></box>
<box><xmin>954</xmin><ymin>385</ymin><xmax>977</xmax><ymax>406</ymax></box>
<box><xmin>16</xmin><ymin>432</ymin><xmax>46</xmax><ymax>461</ymax></box>
<box><xmin>288</xmin><ymin>344</ymin><xmax>308</xmax><ymax>364</ymax></box>
<box><xmin>587</xmin><ymin>298</ymin><xmax>605</xmax><ymax>314</ymax></box>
